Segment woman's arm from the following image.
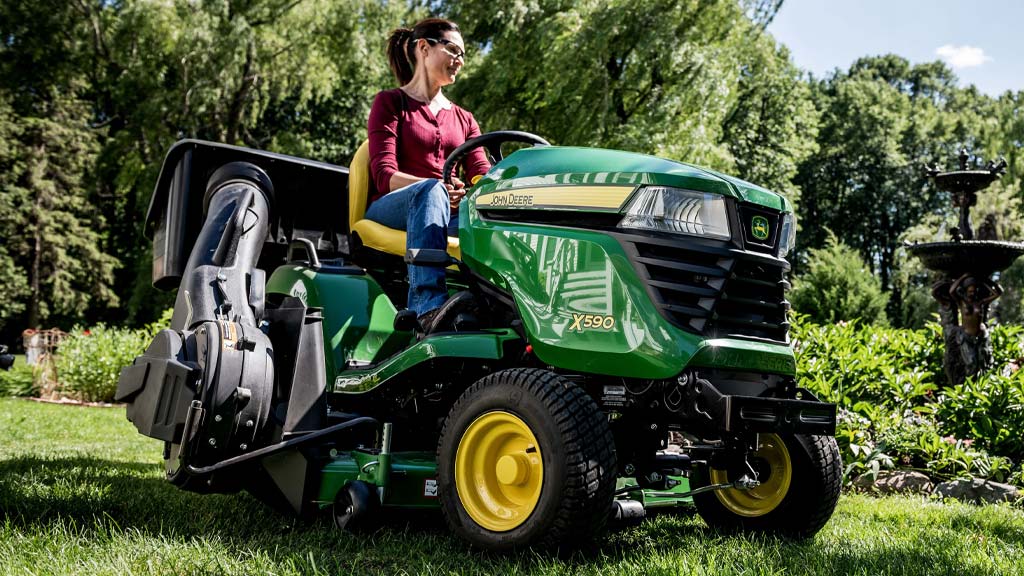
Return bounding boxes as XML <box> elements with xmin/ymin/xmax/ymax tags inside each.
<box><xmin>368</xmin><ymin>90</ymin><xmax>408</xmax><ymax>196</ymax></box>
<box><xmin>462</xmin><ymin>111</ymin><xmax>491</xmax><ymax>182</ymax></box>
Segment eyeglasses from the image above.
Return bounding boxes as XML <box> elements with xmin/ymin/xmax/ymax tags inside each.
<box><xmin>425</xmin><ymin>37</ymin><xmax>466</xmax><ymax>62</ymax></box>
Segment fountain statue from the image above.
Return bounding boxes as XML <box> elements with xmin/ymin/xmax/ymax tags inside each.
<box><xmin>908</xmin><ymin>149</ymin><xmax>1023</xmax><ymax>386</ymax></box>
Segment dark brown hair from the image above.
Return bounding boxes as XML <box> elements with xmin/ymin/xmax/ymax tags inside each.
<box><xmin>386</xmin><ymin>18</ymin><xmax>460</xmax><ymax>86</ymax></box>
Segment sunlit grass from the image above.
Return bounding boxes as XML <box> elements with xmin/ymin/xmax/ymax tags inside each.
<box><xmin>1</xmin><ymin>397</ymin><xmax>1022</xmax><ymax>575</ymax></box>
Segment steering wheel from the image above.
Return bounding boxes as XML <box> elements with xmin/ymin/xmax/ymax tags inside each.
<box><xmin>441</xmin><ymin>130</ymin><xmax>550</xmax><ymax>186</ymax></box>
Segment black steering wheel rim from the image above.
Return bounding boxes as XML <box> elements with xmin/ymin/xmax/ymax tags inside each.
<box><xmin>441</xmin><ymin>130</ymin><xmax>550</xmax><ymax>186</ymax></box>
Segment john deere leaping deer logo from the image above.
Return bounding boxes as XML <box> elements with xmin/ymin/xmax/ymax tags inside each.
<box><xmin>751</xmin><ymin>215</ymin><xmax>770</xmax><ymax>241</ymax></box>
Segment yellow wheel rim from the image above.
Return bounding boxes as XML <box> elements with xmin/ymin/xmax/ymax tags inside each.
<box><xmin>454</xmin><ymin>411</ymin><xmax>544</xmax><ymax>532</ymax></box>
<box><xmin>710</xmin><ymin>433</ymin><xmax>792</xmax><ymax>517</ymax></box>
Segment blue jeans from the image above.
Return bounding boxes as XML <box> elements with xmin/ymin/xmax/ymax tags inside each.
<box><xmin>364</xmin><ymin>178</ymin><xmax>457</xmax><ymax>316</ymax></box>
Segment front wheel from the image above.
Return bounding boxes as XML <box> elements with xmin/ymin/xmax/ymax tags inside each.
<box><xmin>691</xmin><ymin>433</ymin><xmax>841</xmax><ymax>539</ymax></box>
<box><xmin>437</xmin><ymin>368</ymin><xmax>617</xmax><ymax>550</ymax></box>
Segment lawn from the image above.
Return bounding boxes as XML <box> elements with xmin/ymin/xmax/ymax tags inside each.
<box><xmin>1</xmin><ymin>397</ymin><xmax>1022</xmax><ymax>575</ymax></box>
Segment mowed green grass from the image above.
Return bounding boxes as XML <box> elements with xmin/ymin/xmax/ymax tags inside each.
<box><xmin>1</xmin><ymin>397</ymin><xmax>1023</xmax><ymax>576</ymax></box>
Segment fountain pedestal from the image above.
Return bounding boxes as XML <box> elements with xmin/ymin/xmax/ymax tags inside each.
<box><xmin>908</xmin><ymin>149</ymin><xmax>1021</xmax><ymax>386</ymax></box>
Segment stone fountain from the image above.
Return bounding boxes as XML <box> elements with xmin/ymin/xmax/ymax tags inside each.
<box><xmin>908</xmin><ymin>149</ymin><xmax>1024</xmax><ymax>386</ymax></box>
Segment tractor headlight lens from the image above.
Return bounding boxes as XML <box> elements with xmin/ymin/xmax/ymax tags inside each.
<box><xmin>618</xmin><ymin>186</ymin><xmax>730</xmax><ymax>240</ymax></box>
<box><xmin>778</xmin><ymin>212</ymin><xmax>796</xmax><ymax>258</ymax></box>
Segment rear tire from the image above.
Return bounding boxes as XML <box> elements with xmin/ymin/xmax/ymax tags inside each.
<box><xmin>691</xmin><ymin>433</ymin><xmax>841</xmax><ymax>539</ymax></box>
<box><xmin>437</xmin><ymin>368</ymin><xmax>616</xmax><ymax>550</ymax></box>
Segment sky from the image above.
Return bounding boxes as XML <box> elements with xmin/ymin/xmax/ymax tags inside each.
<box><xmin>768</xmin><ymin>0</ymin><xmax>1023</xmax><ymax>96</ymax></box>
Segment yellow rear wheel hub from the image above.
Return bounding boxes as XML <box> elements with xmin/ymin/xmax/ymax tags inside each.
<box><xmin>710</xmin><ymin>433</ymin><xmax>792</xmax><ymax>517</ymax></box>
<box><xmin>455</xmin><ymin>411</ymin><xmax>544</xmax><ymax>532</ymax></box>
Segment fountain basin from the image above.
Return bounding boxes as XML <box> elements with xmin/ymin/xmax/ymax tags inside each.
<box><xmin>932</xmin><ymin>170</ymin><xmax>1003</xmax><ymax>194</ymax></box>
<box><xmin>908</xmin><ymin>241</ymin><xmax>1024</xmax><ymax>276</ymax></box>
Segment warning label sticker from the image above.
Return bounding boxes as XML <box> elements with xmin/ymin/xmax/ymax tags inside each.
<box><xmin>424</xmin><ymin>479</ymin><xmax>438</xmax><ymax>498</ymax></box>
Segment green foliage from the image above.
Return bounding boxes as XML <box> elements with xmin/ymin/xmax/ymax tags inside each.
<box><xmin>867</xmin><ymin>411</ymin><xmax>1012</xmax><ymax>482</ymax></box>
<box><xmin>54</xmin><ymin>325</ymin><xmax>150</xmax><ymax>403</ymax></box>
<box><xmin>795</xmin><ymin>315</ymin><xmax>1024</xmax><ymax>483</ymax></box>
<box><xmin>836</xmin><ymin>408</ymin><xmax>893</xmax><ymax>483</ymax></box>
<box><xmin>0</xmin><ymin>92</ymin><xmax>118</xmax><ymax>329</ymax></box>
<box><xmin>793</xmin><ymin>55</ymin><xmax>959</xmax><ymax>292</ymax></box>
<box><xmin>789</xmin><ymin>235</ymin><xmax>889</xmax><ymax>325</ymax></box>
<box><xmin>447</xmin><ymin>0</ymin><xmax>819</xmax><ymax>189</ymax></box>
<box><xmin>0</xmin><ymin>0</ymin><xmax>414</xmax><ymax>330</ymax></box>
<box><xmin>0</xmin><ymin>363</ymin><xmax>36</xmax><ymax>397</ymax></box>
<box><xmin>720</xmin><ymin>38</ymin><xmax>818</xmax><ymax>201</ymax></box>
<box><xmin>937</xmin><ymin>370</ymin><xmax>1024</xmax><ymax>462</ymax></box>
<box><xmin>793</xmin><ymin>315</ymin><xmax>941</xmax><ymax>408</ymax></box>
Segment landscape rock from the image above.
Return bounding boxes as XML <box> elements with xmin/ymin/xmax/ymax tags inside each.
<box><xmin>934</xmin><ymin>478</ymin><xmax>1021</xmax><ymax>504</ymax></box>
<box><xmin>853</xmin><ymin>470</ymin><xmax>934</xmax><ymax>495</ymax></box>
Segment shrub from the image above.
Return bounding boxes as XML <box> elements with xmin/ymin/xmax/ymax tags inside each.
<box><xmin>793</xmin><ymin>314</ymin><xmax>942</xmax><ymax>410</ymax></box>
<box><xmin>0</xmin><ymin>362</ymin><xmax>36</xmax><ymax>397</ymax></box>
<box><xmin>55</xmin><ymin>325</ymin><xmax>151</xmax><ymax>402</ymax></box>
<box><xmin>936</xmin><ymin>370</ymin><xmax>1024</xmax><ymax>462</ymax></box>
<box><xmin>790</xmin><ymin>231</ymin><xmax>888</xmax><ymax>323</ymax></box>
<box><xmin>790</xmin><ymin>233</ymin><xmax>888</xmax><ymax>325</ymax></box>
<box><xmin>794</xmin><ymin>317</ymin><xmax>1024</xmax><ymax>485</ymax></box>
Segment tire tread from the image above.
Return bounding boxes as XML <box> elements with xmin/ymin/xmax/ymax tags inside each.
<box><xmin>437</xmin><ymin>368</ymin><xmax>616</xmax><ymax>549</ymax></box>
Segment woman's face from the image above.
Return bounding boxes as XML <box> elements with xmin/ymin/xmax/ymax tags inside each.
<box><xmin>417</xmin><ymin>31</ymin><xmax>465</xmax><ymax>86</ymax></box>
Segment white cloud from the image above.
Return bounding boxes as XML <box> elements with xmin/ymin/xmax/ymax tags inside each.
<box><xmin>935</xmin><ymin>44</ymin><xmax>992</xmax><ymax>69</ymax></box>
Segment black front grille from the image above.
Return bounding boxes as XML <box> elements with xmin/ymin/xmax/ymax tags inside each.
<box><xmin>618</xmin><ymin>232</ymin><xmax>791</xmax><ymax>344</ymax></box>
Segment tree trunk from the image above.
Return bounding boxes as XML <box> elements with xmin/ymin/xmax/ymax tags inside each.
<box><xmin>28</xmin><ymin>154</ymin><xmax>44</xmax><ymax>329</ymax></box>
<box><xmin>225</xmin><ymin>39</ymin><xmax>256</xmax><ymax>144</ymax></box>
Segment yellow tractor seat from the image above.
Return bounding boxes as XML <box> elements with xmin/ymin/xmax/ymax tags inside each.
<box><xmin>348</xmin><ymin>141</ymin><xmax>460</xmax><ymax>259</ymax></box>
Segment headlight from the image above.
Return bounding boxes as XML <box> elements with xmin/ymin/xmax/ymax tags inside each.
<box><xmin>778</xmin><ymin>212</ymin><xmax>796</xmax><ymax>258</ymax></box>
<box><xmin>618</xmin><ymin>186</ymin><xmax>730</xmax><ymax>240</ymax></box>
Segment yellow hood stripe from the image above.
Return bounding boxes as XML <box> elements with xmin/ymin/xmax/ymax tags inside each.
<box><xmin>475</xmin><ymin>185</ymin><xmax>636</xmax><ymax>211</ymax></box>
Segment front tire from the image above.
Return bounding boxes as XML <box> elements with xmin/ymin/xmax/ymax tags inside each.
<box><xmin>691</xmin><ymin>433</ymin><xmax>841</xmax><ymax>539</ymax></box>
<box><xmin>437</xmin><ymin>368</ymin><xmax>616</xmax><ymax>550</ymax></box>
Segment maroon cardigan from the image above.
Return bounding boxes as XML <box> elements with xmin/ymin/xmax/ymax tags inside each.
<box><xmin>367</xmin><ymin>88</ymin><xmax>491</xmax><ymax>203</ymax></box>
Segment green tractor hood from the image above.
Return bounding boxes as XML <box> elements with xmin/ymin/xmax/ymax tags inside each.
<box><xmin>472</xmin><ymin>146</ymin><xmax>792</xmax><ymax>213</ymax></box>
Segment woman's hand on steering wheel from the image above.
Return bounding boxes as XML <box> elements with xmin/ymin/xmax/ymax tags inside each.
<box><xmin>441</xmin><ymin>131</ymin><xmax>551</xmax><ymax>187</ymax></box>
<box><xmin>447</xmin><ymin>176</ymin><xmax>466</xmax><ymax>212</ymax></box>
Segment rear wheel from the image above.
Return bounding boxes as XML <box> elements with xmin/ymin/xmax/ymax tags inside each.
<box><xmin>691</xmin><ymin>433</ymin><xmax>841</xmax><ymax>539</ymax></box>
<box><xmin>437</xmin><ymin>368</ymin><xmax>616</xmax><ymax>550</ymax></box>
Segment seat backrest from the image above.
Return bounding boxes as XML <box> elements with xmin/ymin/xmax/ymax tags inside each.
<box><xmin>348</xmin><ymin>140</ymin><xmax>371</xmax><ymax>230</ymax></box>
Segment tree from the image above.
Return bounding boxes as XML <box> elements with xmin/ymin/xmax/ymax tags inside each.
<box><xmin>0</xmin><ymin>97</ymin><xmax>30</xmax><ymax>330</ymax></box>
<box><xmin>446</xmin><ymin>0</ymin><xmax>798</xmax><ymax>171</ymax></box>
<box><xmin>794</xmin><ymin>56</ymin><xmax>958</xmax><ymax>291</ymax></box>
<box><xmin>720</xmin><ymin>33</ymin><xmax>818</xmax><ymax>200</ymax></box>
<box><xmin>0</xmin><ymin>93</ymin><xmax>118</xmax><ymax>329</ymax></box>
<box><xmin>790</xmin><ymin>233</ymin><xmax>888</xmax><ymax>325</ymax></box>
<box><xmin>0</xmin><ymin>0</ymin><xmax>417</xmax><ymax>325</ymax></box>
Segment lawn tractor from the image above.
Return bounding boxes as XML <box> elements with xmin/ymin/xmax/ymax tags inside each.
<box><xmin>116</xmin><ymin>133</ymin><xmax>840</xmax><ymax>550</ymax></box>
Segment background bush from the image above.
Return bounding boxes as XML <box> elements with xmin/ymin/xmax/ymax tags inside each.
<box><xmin>793</xmin><ymin>314</ymin><xmax>942</xmax><ymax>409</ymax></box>
<box><xmin>790</xmin><ymin>234</ymin><xmax>889</xmax><ymax>326</ymax></box>
<box><xmin>793</xmin><ymin>315</ymin><xmax>1024</xmax><ymax>484</ymax></box>
<box><xmin>937</xmin><ymin>371</ymin><xmax>1024</xmax><ymax>462</ymax></box>
<box><xmin>54</xmin><ymin>325</ymin><xmax>151</xmax><ymax>402</ymax></box>
<box><xmin>0</xmin><ymin>362</ymin><xmax>35</xmax><ymax>397</ymax></box>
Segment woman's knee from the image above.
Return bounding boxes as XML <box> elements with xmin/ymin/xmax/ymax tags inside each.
<box><xmin>410</xmin><ymin>178</ymin><xmax>449</xmax><ymax>206</ymax></box>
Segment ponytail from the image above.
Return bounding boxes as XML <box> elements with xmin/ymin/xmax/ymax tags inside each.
<box><xmin>385</xmin><ymin>19</ymin><xmax>461</xmax><ymax>86</ymax></box>
<box><xmin>387</xmin><ymin>27</ymin><xmax>415</xmax><ymax>86</ymax></box>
